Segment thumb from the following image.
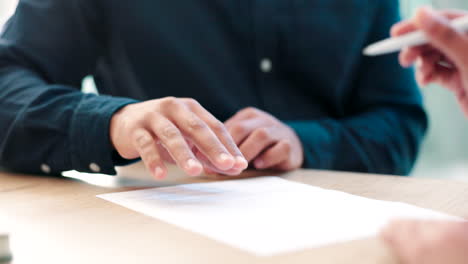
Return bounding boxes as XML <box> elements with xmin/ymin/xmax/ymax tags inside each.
<box><xmin>415</xmin><ymin>7</ymin><xmax>468</xmax><ymax>67</ymax></box>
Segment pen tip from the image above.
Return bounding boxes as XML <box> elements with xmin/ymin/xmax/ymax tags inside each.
<box><xmin>362</xmin><ymin>47</ymin><xmax>373</xmax><ymax>56</ymax></box>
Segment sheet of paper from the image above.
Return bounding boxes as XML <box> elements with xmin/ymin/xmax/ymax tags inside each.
<box><xmin>98</xmin><ymin>177</ymin><xmax>458</xmax><ymax>256</ymax></box>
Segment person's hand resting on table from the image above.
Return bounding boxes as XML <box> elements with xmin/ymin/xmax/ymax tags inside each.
<box><xmin>392</xmin><ymin>7</ymin><xmax>468</xmax><ymax>116</ymax></box>
<box><xmin>381</xmin><ymin>220</ymin><xmax>468</xmax><ymax>264</ymax></box>
<box><xmin>110</xmin><ymin>97</ymin><xmax>248</xmax><ymax>179</ymax></box>
<box><xmin>223</xmin><ymin>107</ymin><xmax>304</xmax><ymax>172</ymax></box>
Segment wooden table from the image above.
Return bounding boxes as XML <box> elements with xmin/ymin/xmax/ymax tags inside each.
<box><xmin>1</xmin><ymin>163</ymin><xmax>468</xmax><ymax>264</ymax></box>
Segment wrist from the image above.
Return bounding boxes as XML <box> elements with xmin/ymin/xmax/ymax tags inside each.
<box><xmin>110</xmin><ymin>106</ymin><xmax>126</xmax><ymax>151</ymax></box>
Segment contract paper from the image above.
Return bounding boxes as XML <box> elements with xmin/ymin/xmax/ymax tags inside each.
<box><xmin>98</xmin><ymin>177</ymin><xmax>458</xmax><ymax>256</ymax></box>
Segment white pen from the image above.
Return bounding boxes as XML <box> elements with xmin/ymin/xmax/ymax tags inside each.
<box><xmin>363</xmin><ymin>15</ymin><xmax>468</xmax><ymax>56</ymax></box>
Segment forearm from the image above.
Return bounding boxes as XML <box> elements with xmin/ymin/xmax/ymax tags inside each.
<box><xmin>0</xmin><ymin>65</ymin><xmax>137</xmax><ymax>175</ymax></box>
<box><xmin>0</xmin><ymin>0</ymin><xmax>142</xmax><ymax>175</ymax></box>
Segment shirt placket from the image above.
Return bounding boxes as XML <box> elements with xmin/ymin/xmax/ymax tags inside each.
<box><xmin>252</xmin><ymin>0</ymin><xmax>281</xmax><ymax>111</ymax></box>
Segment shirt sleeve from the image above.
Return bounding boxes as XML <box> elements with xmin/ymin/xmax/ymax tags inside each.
<box><xmin>0</xmin><ymin>0</ymin><xmax>138</xmax><ymax>175</ymax></box>
<box><xmin>286</xmin><ymin>0</ymin><xmax>428</xmax><ymax>176</ymax></box>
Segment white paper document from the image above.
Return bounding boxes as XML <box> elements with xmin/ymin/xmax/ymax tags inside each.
<box><xmin>98</xmin><ymin>177</ymin><xmax>458</xmax><ymax>256</ymax></box>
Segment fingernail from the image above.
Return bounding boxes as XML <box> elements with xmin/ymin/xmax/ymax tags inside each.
<box><xmin>235</xmin><ymin>156</ymin><xmax>248</xmax><ymax>169</ymax></box>
<box><xmin>214</xmin><ymin>153</ymin><xmax>235</xmax><ymax>171</ymax></box>
<box><xmin>219</xmin><ymin>153</ymin><xmax>231</xmax><ymax>161</ymax></box>
<box><xmin>154</xmin><ymin>167</ymin><xmax>164</xmax><ymax>179</ymax></box>
<box><xmin>187</xmin><ymin>159</ymin><xmax>202</xmax><ymax>170</ymax></box>
<box><xmin>255</xmin><ymin>159</ymin><xmax>265</xmax><ymax>169</ymax></box>
<box><xmin>218</xmin><ymin>153</ymin><xmax>234</xmax><ymax>165</ymax></box>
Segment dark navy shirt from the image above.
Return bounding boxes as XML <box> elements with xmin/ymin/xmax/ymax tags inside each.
<box><xmin>0</xmin><ymin>0</ymin><xmax>427</xmax><ymax>176</ymax></box>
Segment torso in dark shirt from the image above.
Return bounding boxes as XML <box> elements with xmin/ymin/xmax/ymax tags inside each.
<box><xmin>0</xmin><ymin>0</ymin><xmax>427</xmax><ymax>175</ymax></box>
<box><xmin>93</xmin><ymin>0</ymin><xmax>370</xmax><ymax>121</ymax></box>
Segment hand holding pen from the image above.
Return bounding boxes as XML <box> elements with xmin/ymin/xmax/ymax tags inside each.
<box><xmin>365</xmin><ymin>7</ymin><xmax>468</xmax><ymax>117</ymax></box>
<box><xmin>392</xmin><ymin>7</ymin><xmax>468</xmax><ymax>117</ymax></box>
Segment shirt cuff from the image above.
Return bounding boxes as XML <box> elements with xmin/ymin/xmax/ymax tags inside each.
<box><xmin>285</xmin><ymin>120</ymin><xmax>335</xmax><ymax>169</ymax></box>
<box><xmin>70</xmin><ymin>94</ymin><xmax>139</xmax><ymax>175</ymax></box>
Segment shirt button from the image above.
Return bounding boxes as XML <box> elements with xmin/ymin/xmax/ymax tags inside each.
<box><xmin>41</xmin><ymin>164</ymin><xmax>51</xmax><ymax>174</ymax></box>
<box><xmin>260</xmin><ymin>58</ymin><xmax>272</xmax><ymax>73</ymax></box>
<box><xmin>89</xmin><ymin>163</ymin><xmax>101</xmax><ymax>173</ymax></box>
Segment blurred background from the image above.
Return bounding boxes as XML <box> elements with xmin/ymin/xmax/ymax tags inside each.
<box><xmin>0</xmin><ymin>0</ymin><xmax>467</xmax><ymax>180</ymax></box>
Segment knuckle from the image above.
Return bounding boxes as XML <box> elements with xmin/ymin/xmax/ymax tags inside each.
<box><xmin>133</xmin><ymin>130</ymin><xmax>153</xmax><ymax>148</ymax></box>
<box><xmin>141</xmin><ymin>110</ymin><xmax>156</xmax><ymax>123</ymax></box>
<box><xmin>242</xmin><ymin>107</ymin><xmax>259</xmax><ymax>116</ymax></box>
<box><xmin>160</xmin><ymin>125</ymin><xmax>180</xmax><ymax>141</ymax></box>
<box><xmin>145</xmin><ymin>152</ymin><xmax>157</xmax><ymax>162</ymax></box>
<box><xmin>232</xmin><ymin>123</ymin><xmax>247</xmax><ymax>135</ymax></box>
<box><xmin>254</xmin><ymin>127</ymin><xmax>270</xmax><ymax>141</ymax></box>
<box><xmin>205</xmin><ymin>144</ymin><xmax>224</xmax><ymax>156</ymax></box>
<box><xmin>187</xmin><ymin>115</ymin><xmax>207</xmax><ymax>132</ymax></box>
<box><xmin>160</xmin><ymin>96</ymin><xmax>179</xmax><ymax>109</ymax></box>
<box><xmin>281</xmin><ymin>141</ymin><xmax>292</xmax><ymax>154</ymax></box>
<box><xmin>144</xmin><ymin>153</ymin><xmax>160</xmax><ymax>167</ymax></box>
<box><xmin>185</xmin><ymin>98</ymin><xmax>199</xmax><ymax>107</ymax></box>
<box><xmin>210</xmin><ymin>120</ymin><xmax>226</xmax><ymax>134</ymax></box>
<box><xmin>170</xmin><ymin>143</ymin><xmax>191</xmax><ymax>161</ymax></box>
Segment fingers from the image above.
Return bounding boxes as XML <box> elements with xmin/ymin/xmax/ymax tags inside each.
<box><xmin>224</xmin><ymin>107</ymin><xmax>260</xmax><ymax>128</ymax></box>
<box><xmin>194</xmin><ymin>150</ymin><xmax>242</xmax><ymax>176</ymax></box>
<box><xmin>414</xmin><ymin>7</ymin><xmax>468</xmax><ymax>68</ymax></box>
<box><xmin>414</xmin><ymin>52</ymin><xmax>458</xmax><ymax>88</ymax></box>
<box><xmin>115</xmin><ymin>97</ymin><xmax>252</xmax><ymax>179</ymax></box>
<box><xmin>399</xmin><ymin>45</ymin><xmax>434</xmax><ymax>67</ymax></box>
<box><xmin>418</xmin><ymin>51</ymin><xmax>442</xmax><ymax>86</ymax></box>
<box><xmin>391</xmin><ymin>9</ymin><xmax>467</xmax><ymax>37</ymax></box>
<box><xmin>132</xmin><ymin>129</ymin><xmax>167</xmax><ymax>179</ymax></box>
<box><xmin>226</xmin><ymin>110</ymin><xmax>280</xmax><ymax>165</ymax></box>
<box><xmin>148</xmin><ymin>115</ymin><xmax>203</xmax><ymax>177</ymax></box>
<box><xmin>254</xmin><ymin>140</ymin><xmax>291</xmax><ymax>169</ymax></box>
<box><xmin>391</xmin><ymin>21</ymin><xmax>417</xmax><ymax>37</ymax></box>
<box><xmin>382</xmin><ymin>220</ymin><xmax>468</xmax><ymax>264</ymax></box>
<box><xmin>226</xmin><ymin>118</ymin><xmax>271</xmax><ymax>145</ymax></box>
<box><xmin>240</xmin><ymin>126</ymin><xmax>278</xmax><ymax>163</ymax></box>
<box><xmin>184</xmin><ymin>99</ymin><xmax>248</xmax><ymax>171</ymax></box>
<box><xmin>381</xmin><ymin>220</ymin><xmax>422</xmax><ymax>264</ymax></box>
<box><xmin>381</xmin><ymin>220</ymin><xmax>418</xmax><ymax>243</ymax></box>
<box><xmin>428</xmin><ymin>62</ymin><xmax>458</xmax><ymax>89</ymax></box>
<box><xmin>225</xmin><ymin>107</ymin><xmax>303</xmax><ymax>172</ymax></box>
<box><xmin>394</xmin><ymin>7</ymin><xmax>468</xmax><ymax>70</ymax></box>
<box><xmin>161</xmin><ymin>99</ymin><xmax>235</xmax><ymax>171</ymax></box>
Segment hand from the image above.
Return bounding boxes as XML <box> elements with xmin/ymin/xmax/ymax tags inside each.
<box><xmin>381</xmin><ymin>220</ymin><xmax>468</xmax><ymax>264</ymax></box>
<box><xmin>391</xmin><ymin>7</ymin><xmax>468</xmax><ymax>116</ymax></box>
<box><xmin>223</xmin><ymin>107</ymin><xmax>303</xmax><ymax>172</ymax></box>
<box><xmin>110</xmin><ymin>97</ymin><xmax>248</xmax><ymax>179</ymax></box>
